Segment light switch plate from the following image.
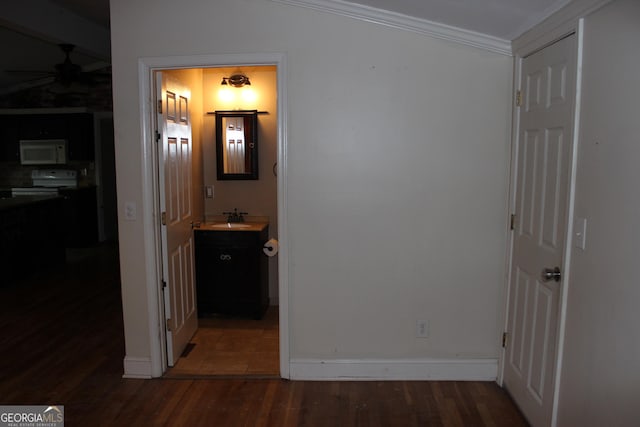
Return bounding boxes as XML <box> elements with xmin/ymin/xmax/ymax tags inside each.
<box><xmin>205</xmin><ymin>186</ymin><xmax>214</xmax><ymax>199</ymax></box>
<box><xmin>124</xmin><ymin>202</ymin><xmax>137</xmax><ymax>221</ymax></box>
<box><xmin>574</xmin><ymin>217</ymin><xmax>587</xmax><ymax>250</ymax></box>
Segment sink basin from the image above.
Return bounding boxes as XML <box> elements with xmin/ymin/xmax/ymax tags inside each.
<box><xmin>210</xmin><ymin>223</ymin><xmax>252</xmax><ymax>229</ymax></box>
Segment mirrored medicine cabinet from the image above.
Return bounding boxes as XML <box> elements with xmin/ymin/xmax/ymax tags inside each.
<box><xmin>214</xmin><ymin>110</ymin><xmax>258</xmax><ymax>180</ymax></box>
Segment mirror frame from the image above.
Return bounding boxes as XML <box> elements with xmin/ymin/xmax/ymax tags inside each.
<box><xmin>214</xmin><ymin>110</ymin><xmax>259</xmax><ymax>180</ymax></box>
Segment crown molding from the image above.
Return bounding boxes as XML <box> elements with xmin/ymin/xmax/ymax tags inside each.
<box><xmin>270</xmin><ymin>0</ymin><xmax>512</xmax><ymax>56</ymax></box>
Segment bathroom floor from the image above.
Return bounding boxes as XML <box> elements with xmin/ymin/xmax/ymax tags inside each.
<box><xmin>165</xmin><ymin>306</ymin><xmax>279</xmax><ymax>377</ymax></box>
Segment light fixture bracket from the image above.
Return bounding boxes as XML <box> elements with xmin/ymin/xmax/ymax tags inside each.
<box><xmin>221</xmin><ymin>74</ymin><xmax>251</xmax><ymax>87</ymax></box>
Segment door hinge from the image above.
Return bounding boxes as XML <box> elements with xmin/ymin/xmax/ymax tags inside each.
<box><xmin>157</xmin><ymin>99</ymin><xmax>162</xmax><ymax>114</ymax></box>
<box><xmin>515</xmin><ymin>90</ymin><xmax>522</xmax><ymax>107</ymax></box>
<box><xmin>155</xmin><ymin>131</ymin><xmax>161</xmax><ymax>142</ymax></box>
<box><xmin>161</xmin><ymin>211</ymin><xmax>167</xmax><ymax>225</ymax></box>
<box><xmin>166</xmin><ymin>318</ymin><xmax>172</xmax><ymax>332</ymax></box>
<box><xmin>162</xmin><ymin>280</ymin><xmax>167</xmax><ymax>289</ymax></box>
<box><xmin>510</xmin><ymin>213</ymin><xmax>516</xmax><ymax>230</ymax></box>
<box><xmin>502</xmin><ymin>332</ymin><xmax>508</xmax><ymax>348</ymax></box>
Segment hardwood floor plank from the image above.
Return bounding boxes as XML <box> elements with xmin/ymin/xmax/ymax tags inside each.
<box><xmin>166</xmin><ymin>306</ymin><xmax>280</xmax><ymax>377</ymax></box>
<box><xmin>254</xmin><ymin>379</ymin><xmax>279</xmax><ymax>427</ymax></box>
<box><xmin>0</xmin><ymin>244</ymin><xmax>528</xmax><ymax>427</ymax></box>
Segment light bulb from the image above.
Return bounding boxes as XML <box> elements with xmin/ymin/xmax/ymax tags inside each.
<box><xmin>218</xmin><ymin>87</ymin><xmax>234</xmax><ymax>102</ymax></box>
<box><xmin>241</xmin><ymin>88</ymin><xmax>257</xmax><ymax>103</ymax></box>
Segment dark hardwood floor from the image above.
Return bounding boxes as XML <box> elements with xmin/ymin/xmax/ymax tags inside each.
<box><xmin>0</xmin><ymin>243</ymin><xmax>528</xmax><ymax>426</ymax></box>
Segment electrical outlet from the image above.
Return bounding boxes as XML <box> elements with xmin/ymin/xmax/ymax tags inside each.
<box><xmin>416</xmin><ymin>320</ymin><xmax>429</xmax><ymax>338</ymax></box>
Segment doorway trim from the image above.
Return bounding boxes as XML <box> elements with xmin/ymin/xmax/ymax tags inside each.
<box><xmin>137</xmin><ymin>52</ymin><xmax>289</xmax><ymax>378</ymax></box>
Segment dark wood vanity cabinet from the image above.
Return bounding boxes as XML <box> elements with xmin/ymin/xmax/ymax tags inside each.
<box><xmin>195</xmin><ymin>226</ymin><xmax>269</xmax><ymax>319</ymax></box>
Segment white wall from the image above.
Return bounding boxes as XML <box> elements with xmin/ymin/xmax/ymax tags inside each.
<box><xmin>557</xmin><ymin>0</ymin><xmax>640</xmax><ymax>425</ymax></box>
<box><xmin>110</xmin><ymin>0</ymin><xmax>513</xmax><ymax>377</ymax></box>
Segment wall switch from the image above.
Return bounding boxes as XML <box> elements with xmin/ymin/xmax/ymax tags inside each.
<box><xmin>124</xmin><ymin>202</ymin><xmax>137</xmax><ymax>221</ymax></box>
<box><xmin>205</xmin><ymin>186</ymin><xmax>214</xmax><ymax>199</ymax></box>
<box><xmin>416</xmin><ymin>320</ymin><xmax>429</xmax><ymax>338</ymax></box>
<box><xmin>574</xmin><ymin>217</ymin><xmax>587</xmax><ymax>250</ymax></box>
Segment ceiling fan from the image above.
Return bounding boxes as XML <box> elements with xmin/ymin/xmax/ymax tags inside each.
<box><xmin>6</xmin><ymin>43</ymin><xmax>111</xmax><ymax>88</ymax></box>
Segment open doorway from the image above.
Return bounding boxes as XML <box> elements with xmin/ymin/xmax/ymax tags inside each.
<box><xmin>165</xmin><ymin>65</ymin><xmax>279</xmax><ymax>377</ymax></box>
<box><xmin>139</xmin><ymin>53</ymin><xmax>288</xmax><ymax>378</ymax></box>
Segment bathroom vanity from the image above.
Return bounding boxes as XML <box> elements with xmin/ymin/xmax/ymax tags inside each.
<box><xmin>194</xmin><ymin>222</ymin><xmax>269</xmax><ymax>319</ymax></box>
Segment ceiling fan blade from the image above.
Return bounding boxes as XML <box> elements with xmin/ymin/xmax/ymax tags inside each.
<box><xmin>0</xmin><ymin>76</ymin><xmax>57</xmax><ymax>95</ymax></box>
<box><xmin>1</xmin><ymin>43</ymin><xmax>111</xmax><ymax>92</ymax></box>
<box><xmin>4</xmin><ymin>70</ymin><xmax>54</xmax><ymax>75</ymax></box>
<box><xmin>81</xmin><ymin>61</ymin><xmax>111</xmax><ymax>73</ymax></box>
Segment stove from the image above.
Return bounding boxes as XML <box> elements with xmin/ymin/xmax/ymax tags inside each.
<box><xmin>11</xmin><ymin>169</ymin><xmax>78</xmax><ymax>196</ymax></box>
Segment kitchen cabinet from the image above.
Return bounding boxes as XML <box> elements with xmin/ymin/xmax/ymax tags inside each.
<box><xmin>0</xmin><ymin>112</ymin><xmax>95</xmax><ymax>162</ymax></box>
<box><xmin>0</xmin><ymin>196</ymin><xmax>65</xmax><ymax>285</ymax></box>
<box><xmin>0</xmin><ymin>115</ymin><xmax>20</xmax><ymax>161</ymax></box>
<box><xmin>59</xmin><ymin>186</ymin><xmax>98</xmax><ymax>247</ymax></box>
<box><xmin>195</xmin><ymin>224</ymin><xmax>269</xmax><ymax>319</ymax></box>
<box><xmin>18</xmin><ymin>115</ymin><xmax>68</xmax><ymax>139</ymax></box>
<box><xmin>66</xmin><ymin>113</ymin><xmax>94</xmax><ymax>161</ymax></box>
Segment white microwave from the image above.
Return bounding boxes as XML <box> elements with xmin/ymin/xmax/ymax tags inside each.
<box><xmin>19</xmin><ymin>139</ymin><xmax>68</xmax><ymax>165</ymax></box>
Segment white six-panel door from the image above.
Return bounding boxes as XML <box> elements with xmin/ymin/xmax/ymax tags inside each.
<box><xmin>156</xmin><ymin>72</ymin><xmax>198</xmax><ymax>366</ymax></box>
<box><xmin>504</xmin><ymin>34</ymin><xmax>576</xmax><ymax>427</ymax></box>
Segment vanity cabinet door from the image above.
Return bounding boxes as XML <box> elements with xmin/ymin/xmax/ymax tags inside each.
<box><xmin>207</xmin><ymin>246</ymin><xmax>258</xmax><ymax>298</ymax></box>
<box><xmin>195</xmin><ymin>228</ymin><xmax>268</xmax><ymax>319</ymax></box>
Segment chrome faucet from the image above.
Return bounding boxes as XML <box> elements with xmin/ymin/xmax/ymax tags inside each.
<box><xmin>222</xmin><ymin>208</ymin><xmax>248</xmax><ymax>223</ymax></box>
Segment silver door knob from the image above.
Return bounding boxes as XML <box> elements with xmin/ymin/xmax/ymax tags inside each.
<box><xmin>541</xmin><ymin>267</ymin><xmax>561</xmax><ymax>282</ymax></box>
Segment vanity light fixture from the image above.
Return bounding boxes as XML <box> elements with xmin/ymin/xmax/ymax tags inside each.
<box><xmin>220</xmin><ymin>74</ymin><xmax>251</xmax><ymax>87</ymax></box>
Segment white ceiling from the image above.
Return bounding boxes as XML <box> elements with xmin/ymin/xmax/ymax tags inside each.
<box><xmin>0</xmin><ymin>0</ymin><xmax>110</xmax><ymax>95</ymax></box>
<box><xmin>50</xmin><ymin>0</ymin><xmax>110</xmax><ymax>28</ymax></box>
<box><xmin>47</xmin><ymin>0</ymin><xmax>573</xmax><ymax>40</ymax></box>
<box><xmin>345</xmin><ymin>0</ymin><xmax>572</xmax><ymax>40</ymax></box>
<box><xmin>0</xmin><ymin>0</ymin><xmax>572</xmax><ymax>95</ymax></box>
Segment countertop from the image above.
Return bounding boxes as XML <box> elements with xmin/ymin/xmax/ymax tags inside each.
<box><xmin>2</xmin><ymin>185</ymin><xmax>97</xmax><ymax>191</ymax></box>
<box><xmin>0</xmin><ymin>195</ymin><xmax>62</xmax><ymax>211</ymax></box>
<box><xmin>195</xmin><ymin>221</ymin><xmax>269</xmax><ymax>232</ymax></box>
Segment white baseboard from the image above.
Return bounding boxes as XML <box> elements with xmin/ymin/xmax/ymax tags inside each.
<box><xmin>289</xmin><ymin>358</ymin><xmax>498</xmax><ymax>381</ymax></box>
<box><xmin>122</xmin><ymin>356</ymin><xmax>153</xmax><ymax>379</ymax></box>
